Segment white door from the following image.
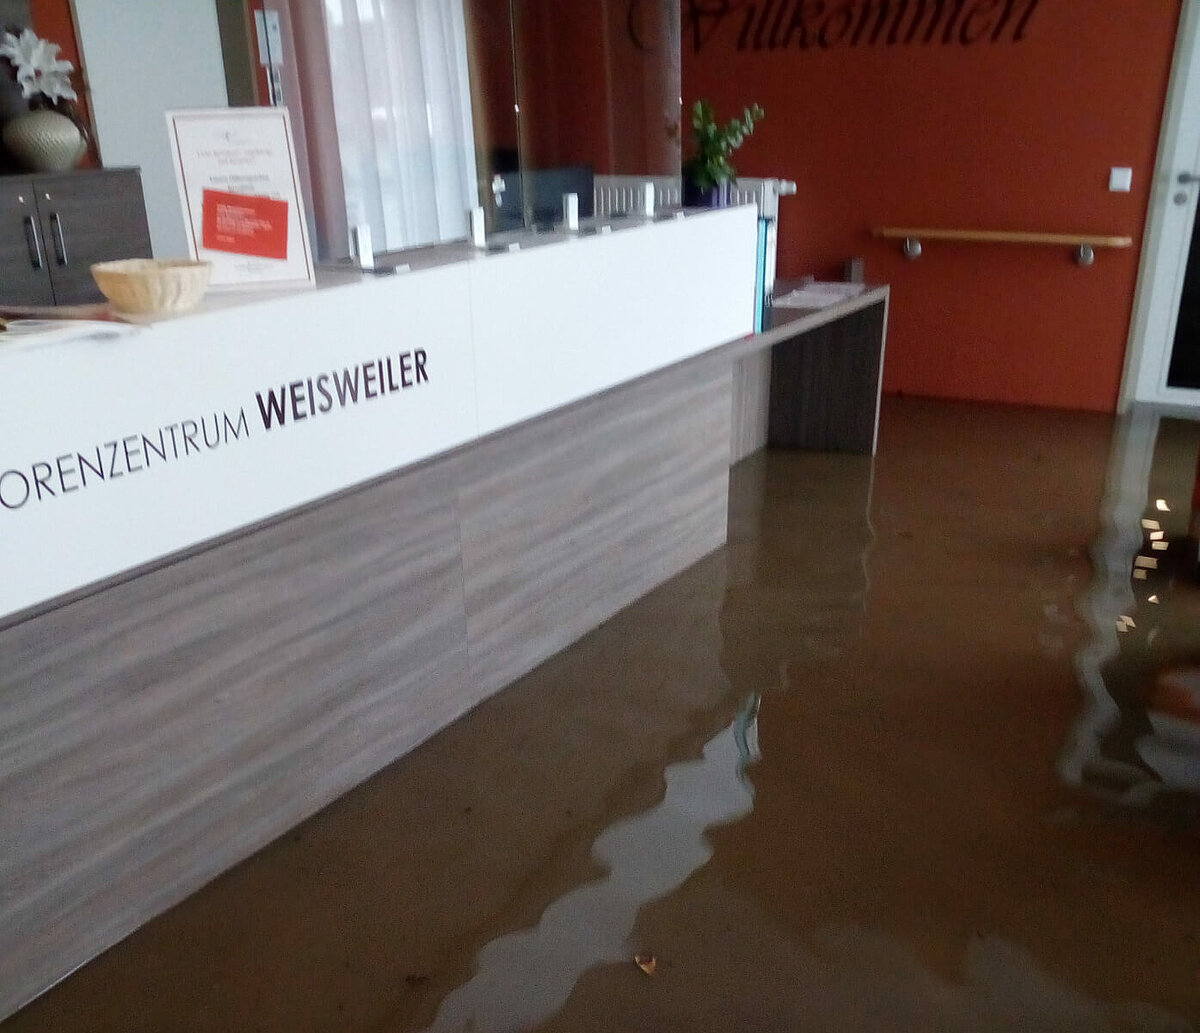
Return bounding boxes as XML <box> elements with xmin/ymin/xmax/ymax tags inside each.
<box><xmin>1122</xmin><ymin>0</ymin><xmax>1200</xmax><ymax>409</ymax></box>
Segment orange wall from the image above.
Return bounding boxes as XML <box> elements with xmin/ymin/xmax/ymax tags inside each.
<box><xmin>27</xmin><ymin>0</ymin><xmax>76</xmax><ymax>70</ymax></box>
<box><xmin>516</xmin><ymin>1</ymin><xmax>612</xmax><ymax>170</ymax></box>
<box><xmin>513</xmin><ymin>0</ymin><xmax>680</xmax><ymax>174</ymax></box>
<box><xmin>465</xmin><ymin>0</ymin><xmax>521</xmax><ymax>166</ymax></box>
<box><xmin>683</xmin><ymin>0</ymin><xmax>1182</xmax><ymax>412</ymax></box>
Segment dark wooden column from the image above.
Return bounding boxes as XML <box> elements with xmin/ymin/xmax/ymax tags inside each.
<box><xmin>767</xmin><ymin>299</ymin><xmax>887</xmax><ymax>455</ymax></box>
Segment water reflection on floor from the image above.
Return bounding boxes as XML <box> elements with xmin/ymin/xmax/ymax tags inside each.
<box><xmin>4</xmin><ymin>397</ymin><xmax>1199</xmax><ymax>1032</ymax></box>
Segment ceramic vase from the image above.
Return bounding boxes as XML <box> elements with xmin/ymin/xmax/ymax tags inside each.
<box><xmin>2</xmin><ymin>109</ymin><xmax>86</xmax><ymax>173</ymax></box>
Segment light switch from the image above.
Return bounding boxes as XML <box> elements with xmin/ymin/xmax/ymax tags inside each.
<box><xmin>1110</xmin><ymin>167</ymin><xmax>1133</xmax><ymax>192</ymax></box>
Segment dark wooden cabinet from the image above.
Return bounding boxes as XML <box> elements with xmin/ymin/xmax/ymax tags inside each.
<box><xmin>0</xmin><ymin>177</ymin><xmax>52</xmax><ymax>305</ymax></box>
<box><xmin>767</xmin><ymin>298</ymin><xmax>888</xmax><ymax>455</ymax></box>
<box><xmin>0</xmin><ymin>169</ymin><xmax>151</xmax><ymax>306</ymax></box>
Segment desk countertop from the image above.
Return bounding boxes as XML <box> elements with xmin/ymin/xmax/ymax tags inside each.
<box><xmin>705</xmin><ymin>283</ymin><xmax>890</xmax><ymax>368</ymax></box>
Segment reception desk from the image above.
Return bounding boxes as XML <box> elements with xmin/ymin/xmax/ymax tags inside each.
<box><xmin>0</xmin><ymin>206</ymin><xmax>759</xmax><ymax>622</ymax></box>
<box><xmin>0</xmin><ymin>205</ymin><xmax>886</xmax><ymax>1020</ymax></box>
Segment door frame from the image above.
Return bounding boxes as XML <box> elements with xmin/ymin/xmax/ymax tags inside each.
<box><xmin>1120</xmin><ymin>0</ymin><xmax>1200</xmax><ymax>412</ymax></box>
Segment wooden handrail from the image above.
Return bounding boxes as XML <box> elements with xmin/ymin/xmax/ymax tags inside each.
<box><xmin>873</xmin><ymin>227</ymin><xmax>1133</xmax><ymax>248</ymax></box>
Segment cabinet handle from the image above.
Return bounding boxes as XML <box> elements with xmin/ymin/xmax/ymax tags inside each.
<box><xmin>49</xmin><ymin>212</ymin><xmax>68</xmax><ymax>266</ymax></box>
<box><xmin>23</xmin><ymin>215</ymin><xmax>45</xmax><ymax>270</ymax></box>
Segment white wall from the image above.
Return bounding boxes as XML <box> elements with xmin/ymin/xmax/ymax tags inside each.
<box><xmin>72</xmin><ymin>0</ymin><xmax>228</xmax><ymax>257</ymax></box>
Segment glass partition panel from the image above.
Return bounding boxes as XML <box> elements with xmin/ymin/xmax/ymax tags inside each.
<box><xmin>512</xmin><ymin>0</ymin><xmax>680</xmax><ymax>177</ymax></box>
<box><xmin>463</xmin><ymin>0</ymin><xmax>522</xmax><ymax>231</ymax></box>
<box><xmin>467</xmin><ymin>0</ymin><xmax>680</xmax><ymax>232</ymax></box>
<box><xmin>615</xmin><ymin>0</ymin><xmax>683</xmax><ymax>175</ymax></box>
<box><xmin>204</xmin><ymin>1</ymin><xmax>682</xmax><ymax>251</ymax></box>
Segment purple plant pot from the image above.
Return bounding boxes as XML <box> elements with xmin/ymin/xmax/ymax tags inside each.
<box><xmin>682</xmin><ymin>178</ymin><xmax>732</xmax><ymax>209</ymax></box>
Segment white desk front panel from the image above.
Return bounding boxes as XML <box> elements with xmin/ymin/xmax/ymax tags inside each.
<box><xmin>0</xmin><ymin>209</ymin><xmax>759</xmax><ymax>620</ymax></box>
<box><xmin>467</xmin><ymin>206</ymin><xmax>759</xmax><ymax>437</ymax></box>
<box><xmin>0</xmin><ymin>265</ymin><xmax>478</xmax><ymax>619</ymax></box>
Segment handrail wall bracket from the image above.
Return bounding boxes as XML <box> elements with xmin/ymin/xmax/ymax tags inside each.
<box><xmin>873</xmin><ymin>226</ymin><xmax>1132</xmax><ymax>269</ymax></box>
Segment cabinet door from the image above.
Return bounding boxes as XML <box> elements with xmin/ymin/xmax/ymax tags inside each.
<box><xmin>0</xmin><ymin>178</ymin><xmax>55</xmax><ymax>306</ymax></box>
<box><xmin>35</xmin><ymin>170</ymin><xmax>153</xmax><ymax>305</ymax></box>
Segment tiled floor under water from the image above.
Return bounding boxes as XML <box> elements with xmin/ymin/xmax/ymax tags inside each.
<box><xmin>4</xmin><ymin>397</ymin><xmax>1200</xmax><ymax>1032</ymax></box>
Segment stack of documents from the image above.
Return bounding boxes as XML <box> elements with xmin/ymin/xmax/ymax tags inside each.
<box><xmin>0</xmin><ymin>307</ymin><xmax>142</xmax><ymax>350</ymax></box>
<box><xmin>773</xmin><ymin>281</ymin><xmax>866</xmax><ymax>309</ymax></box>
<box><xmin>0</xmin><ymin>319</ymin><xmax>139</xmax><ymax>345</ymax></box>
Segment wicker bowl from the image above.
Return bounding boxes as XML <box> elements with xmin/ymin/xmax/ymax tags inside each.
<box><xmin>90</xmin><ymin>259</ymin><xmax>212</xmax><ymax>317</ymax></box>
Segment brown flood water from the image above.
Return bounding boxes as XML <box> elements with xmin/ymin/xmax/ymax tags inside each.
<box><xmin>4</xmin><ymin>397</ymin><xmax>1199</xmax><ymax>1032</ymax></box>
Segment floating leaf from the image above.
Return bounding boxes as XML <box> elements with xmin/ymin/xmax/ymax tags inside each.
<box><xmin>634</xmin><ymin>953</ymin><xmax>658</xmax><ymax>976</ymax></box>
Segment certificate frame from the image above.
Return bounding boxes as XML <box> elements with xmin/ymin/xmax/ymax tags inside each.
<box><xmin>167</xmin><ymin>107</ymin><xmax>315</xmax><ymax>291</ymax></box>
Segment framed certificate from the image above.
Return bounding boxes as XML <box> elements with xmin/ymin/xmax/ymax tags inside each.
<box><xmin>167</xmin><ymin>107</ymin><xmax>315</xmax><ymax>290</ymax></box>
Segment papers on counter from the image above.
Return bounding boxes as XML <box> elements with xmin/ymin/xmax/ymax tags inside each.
<box><xmin>773</xmin><ymin>281</ymin><xmax>866</xmax><ymax>309</ymax></box>
<box><xmin>0</xmin><ymin>316</ymin><xmax>142</xmax><ymax>351</ymax></box>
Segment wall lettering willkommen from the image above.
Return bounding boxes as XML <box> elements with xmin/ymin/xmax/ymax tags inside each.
<box><xmin>683</xmin><ymin>0</ymin><xmax>1042</xmax><ymax>53</ymax></box>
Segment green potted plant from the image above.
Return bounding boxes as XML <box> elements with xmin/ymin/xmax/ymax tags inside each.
<box><xmin>682</xmin><ymin>99</ymin><xmax>765</xmax><ymax>208</ymax></box>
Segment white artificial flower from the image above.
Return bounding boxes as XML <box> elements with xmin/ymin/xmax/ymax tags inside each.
<box><xmin>0</xmin><ymin>28</ymin><xmax>77</xmax><ymax>103</ymax></box>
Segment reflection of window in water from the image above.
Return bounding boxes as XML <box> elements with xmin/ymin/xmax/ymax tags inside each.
<box><xmin>1062</xmin><ymin>408</ymin><xmax>1200</xmax><ymax>821</ymax></box>
<box><xmin>425</xmin><ymin>695</ymin><xmax>761</xmax><ymax>1033</ymax></box>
